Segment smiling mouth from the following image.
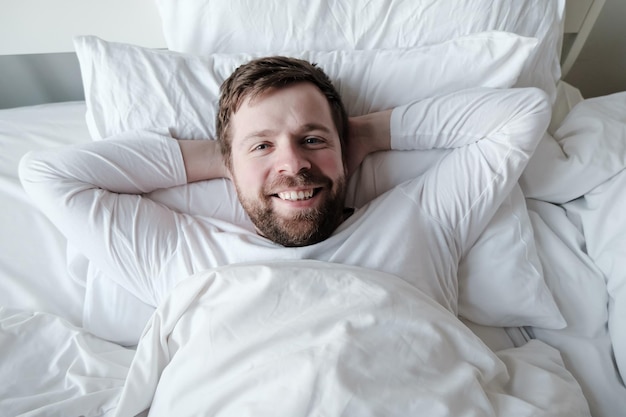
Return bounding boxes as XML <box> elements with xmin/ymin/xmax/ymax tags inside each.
<box><xmin>274</xmin><ymin>188</ymin><xmax>320</xmax><ymax>201</ymax></box>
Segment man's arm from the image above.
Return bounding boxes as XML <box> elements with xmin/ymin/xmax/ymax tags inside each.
<box><xmin>403</xmin><ymin>87</ymin><xmax>549</xmax><ymax>250</ymax></box>
<box><xmin>350</xmin><ymin>87</ymin><xmax>551</xmax><ymax>252</ymax></box>
<box><xmin>19</xmin><ymin>132</ymin><xmax>199</xmax><ymax>305</ymax></box>
<box><xmin>345</xmin><ymin>110</ymin><xmax>393</xmax><ymax>176</ymax></box>
<box><xmin>179</xmin><ymin>139</ymin><xmax>230</xmax><ymax>183</ymax></box>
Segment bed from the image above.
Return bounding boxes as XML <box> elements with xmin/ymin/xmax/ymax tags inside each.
<box><xmin>1</xmin><ymin>0</ymin><xmax>625</xmax><ymax>416</ymax></box>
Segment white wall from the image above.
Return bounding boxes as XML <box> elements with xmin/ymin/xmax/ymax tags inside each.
<box><xmin>565</xmin><ymin>0</ymin><xmax>626</xmax><ymax>98</ymax></box>
<box><xmin>0</xmin><ymin>0</ymin><xmax>165</xmax><ymax>54</ymax></box>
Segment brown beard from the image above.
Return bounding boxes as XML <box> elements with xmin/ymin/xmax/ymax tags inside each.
<box><xmin>235</xmin><ymin>171</ymin><xmax>347</xmax><ymax>247</ymax></box>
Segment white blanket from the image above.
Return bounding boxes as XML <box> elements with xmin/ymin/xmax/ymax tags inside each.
<box><xmin>113</xmin><ymin>261</ymin><xmax>588</xmax><ymax>417</ymax></box>
<box><xmin>521</xmin><ymin>91</ymin><xmax>626</xmax><ymax>416</ymax></box>
<box><xmin>0</xmin><ymin>307</ymin><xmax>132</xmax><ymax>416</ymax></box>
<box><xmin>0</xmin><ymin>262</ymin><xmax>590</xmax><ymax>417</ymax></box>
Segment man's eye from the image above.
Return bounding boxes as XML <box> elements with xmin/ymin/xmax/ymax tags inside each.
<box><xmin>253</xmin><ymin>143</ymin><xmax>270</xmax><ymax>151</ymax></box>
<box><xmin>304</xmin><ymin>137</ymin><xmax>323</xmax><ymax>145</ymax></box>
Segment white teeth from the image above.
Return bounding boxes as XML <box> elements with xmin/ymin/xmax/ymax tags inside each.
<box><xmin>278</xmin><ymin>189</ymin><xmax>314</xmax><ymax>201</ymax></box>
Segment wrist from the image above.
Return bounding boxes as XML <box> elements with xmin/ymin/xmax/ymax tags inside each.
<box><xmin>179</xmin><ymin>139</ymin><xmax>228</xmax><ymax>183</ymax></box>
<box><xmin>351</xmin><ymin>110</ymin><xmax>392</xmax><ymax>154</ymax></box>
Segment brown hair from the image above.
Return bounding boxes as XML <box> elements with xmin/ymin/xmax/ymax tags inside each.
<box><xmin>216</xmin><ymin>56</ymin><xmax>348</xmax><ymax>168</ymax></box>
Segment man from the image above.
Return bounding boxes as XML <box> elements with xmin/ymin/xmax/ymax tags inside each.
<box><xmin>20</xmin><ymin>56</ymin><xmax>550</xmax><ymax>315</ymax></box>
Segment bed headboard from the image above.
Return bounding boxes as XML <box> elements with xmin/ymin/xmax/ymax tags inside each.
<box><xmin>562</xmin><ymin>0</ymin><xmax>606</xmax><ymax>77</ymax></box>
<box><xmin>0</xmin><ymin>0</ymin><xmax>604</xmax><ymax>109</ymax></box>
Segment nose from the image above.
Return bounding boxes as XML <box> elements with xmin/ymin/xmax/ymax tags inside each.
<box><xmin>274</xmin><ymin>141</ymin><xmax>311</xmax><ymax>175</ymax></box>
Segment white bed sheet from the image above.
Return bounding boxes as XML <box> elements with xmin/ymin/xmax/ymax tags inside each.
<box><xmin>0</xmin><ymin>101</ymin><xmax>90</xmax><ymax>326</ymax></box>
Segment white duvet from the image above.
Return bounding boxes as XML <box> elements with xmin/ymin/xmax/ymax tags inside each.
<box><xmin>111</xmin><ymin>261</ymin><xmax>588</xmax><ymax>417</ymax></box>
<box><xmin>1</xmin><ymin>261</ymin><xmax>589</xmax><ymax>416</ymax></box>
<box><xmin>521</xmin><ymin>91</ymin><xmax>626</xmax><ymax>416</ymax></box>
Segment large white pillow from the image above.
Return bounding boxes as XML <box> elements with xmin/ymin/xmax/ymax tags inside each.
<box><xmin>73</xmin><ymin>35</ymin><xmax>564</xmax><ymax>345</ymax></box>
<box><xmin>75</xmin><ymin>33</ymin><xmax>537</xmax><ymax>141</ymax></box>
<box><xmin>155</xmin><ymin>0</ymin><xmax>565</xmax><ymax>102</ymax></box>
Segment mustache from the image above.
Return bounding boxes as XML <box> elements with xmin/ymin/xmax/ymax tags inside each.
<box><xmin>266</xmin><ymin>171</ymin><xmax>332</xmax><ymax>192</ymax></box>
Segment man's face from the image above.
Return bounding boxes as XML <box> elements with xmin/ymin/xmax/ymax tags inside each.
<box><xmin>228</xmin><ymin>82</ymin><xmax>347</xmax><ymax>247</ymax></box>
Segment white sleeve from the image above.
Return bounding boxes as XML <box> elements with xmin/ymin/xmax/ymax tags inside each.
<box><xmin>19</xmin><ymin>131</ymin><xmax>189</xmax><ymax>306</ymax></box>
<box><xmin>390</xmin><ymin>87</ymin><xmax>551</xmax><ymax>252</ymax></box>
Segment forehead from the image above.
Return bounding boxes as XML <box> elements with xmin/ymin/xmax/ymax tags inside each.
<box><xmin>230</xmin><ymin>82</ymin><xmax>337</xmax><ymax>140</ymax></box>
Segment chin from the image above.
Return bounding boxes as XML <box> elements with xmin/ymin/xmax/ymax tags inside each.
<box><xmin>262</xmin><ymin>213</ymin><xmax>333</xmax><ymax>247</ymax></box>
<box><xmin>237</xmin><ymin>175</ymin><xmax>347</xmax><ymax>247</ymax></box>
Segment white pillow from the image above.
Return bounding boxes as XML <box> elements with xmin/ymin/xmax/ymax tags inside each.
<box><xmin>73</xmin><ymin>35</ymin><xmax>564</xmax><ymax>345</ymax></box>
<box><xmin>74</xmin><ymin>33</ymin><xmax>538</xmax><ymax>140</ymax></box>
<box><xmin>155</xmin><ymin>0</ymin><xmax>565</xmax><ymax>102</ymax></box>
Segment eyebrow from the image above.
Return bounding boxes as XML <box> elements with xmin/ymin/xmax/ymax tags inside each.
<box><xmin>241</xmin><ymin>123</ymin><xmax>335</xmax><ymax>143</ymax></box>
<box><xmin>300</xmin><ymin>123</ymin><xmax>334</xmax><ymax>135</ymax></box>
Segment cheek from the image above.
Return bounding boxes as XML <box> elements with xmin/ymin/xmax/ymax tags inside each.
<box><xmin>316</xmin><ymin>153</ymin><xmax>346</xmax><ymax>178</ymax></box>
<box><xmin>232</xmin><ymin>158</ymin><xmax>266</xmax><ymax>192</ymax></box>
